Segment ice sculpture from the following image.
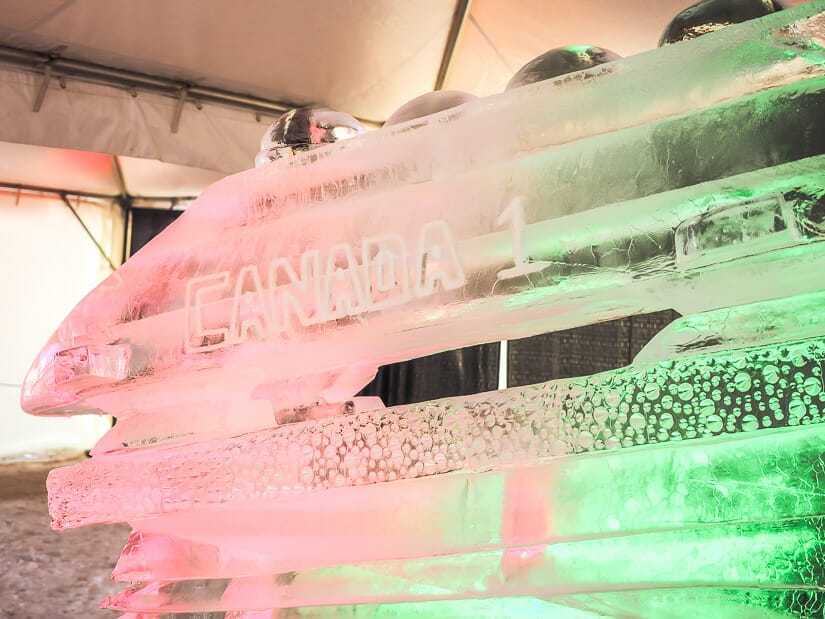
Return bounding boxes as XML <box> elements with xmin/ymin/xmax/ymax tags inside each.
<box><xmin>20</xmin><ymin>3</ymin><xmax>825</xmax><ymax>616</ymax></box>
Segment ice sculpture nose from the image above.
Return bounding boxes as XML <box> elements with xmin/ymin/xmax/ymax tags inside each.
<box><xmin>21</xmin><ymin>334</ymin><xmax>66</xmax><ymax>415</ymax></box>
<box><xmin>21</xmin><ymin>331</ymin><xmax>134</xmax><ymax>415</ymax></box>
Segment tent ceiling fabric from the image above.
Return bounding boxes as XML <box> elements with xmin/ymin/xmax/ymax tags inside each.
<box><xmin>0</xmin><ymin>0</ymin><xmax>460</xmax><ymax>124</ymax></box>
<box><xmin>0</xmin><ymin>65</ymin><xmax>276</xmax><ymax>175</ymax></box>
<box><xmin>446</xmin><ymin>0</ymin><xmax>812</xmax><ymax>95</ymax></box>
<box><xmin>444</xmin><ymin>0</ymin><xmax>699</xmax><ymax>96</ymax></box>
<box><xmin>0</xmin><ymin>0</ymin><xmax>816</xmax><ymax>197</ymax></box>
<box><xmin>0</xmin><ymin>140</ymin><xmax>225</xmax><ymax>201</ymax></box>
<box><xmin>0</xmin><ymin>140</ymin><xmax>121</xmax><ymax>196</ymax></box>
<box><xmin>117</xmin><ymin>156</ymin><xmax>224</xmax><ymax>199</ymax></box>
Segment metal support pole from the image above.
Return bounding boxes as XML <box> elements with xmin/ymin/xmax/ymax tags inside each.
<box><xmin>110</xmin><ymin>155</ymin><xmax>129</xmax><ymax>196</ymax></box>
<box><xmin>59</xmin><ymin>193</ymin><xmax>117</xmax><ymax>272</ymax></box>
<box><xmin>0</xmin><ymin>181</ymin><xmax>196</xmax><ymax>204</ymax></box>
<box><xmin>121</xmin><ymin>202</ymin><xmax>133</xmax><ymax>264</ymax></box>
<box><xmin>32</xmin><ymin>63</ymin><xmax>52</xmax><ymax>112</ymax></box>
<box><xmin>434</xmin><ymin>0</ymin><xmax>472</xmax><ymax>90</ymax></box>
<box><xmin>107</xmin><ymin>155</ymin><xmax>132</xmax><ymax>265</ymax></box>
<box><xmin>171</xmin><ymin>86</ymin><xmax>188</xmax><ymax>134</ymax></box>
<box><xmin>0</xmin><ymin>44</ymin><xmax>381</xmax><ymax>126</ymax></box>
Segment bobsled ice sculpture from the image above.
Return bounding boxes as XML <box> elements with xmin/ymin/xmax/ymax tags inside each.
<box><xmin>21</xmin><ymin>3</ymin><xmax>825</xmax><ymax>616</ymax></box>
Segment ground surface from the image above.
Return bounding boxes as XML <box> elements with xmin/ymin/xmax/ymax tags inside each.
<box><xmin>0</xmin><ymin>457</ymin><xmax>131</xmax><ymax>618</ymax></box>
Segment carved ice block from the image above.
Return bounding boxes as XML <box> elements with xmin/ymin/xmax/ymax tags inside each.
<box><xmin>20</xmin><ymin>3</ymin><xmax>825</xmax><ymax>617</ymax></box>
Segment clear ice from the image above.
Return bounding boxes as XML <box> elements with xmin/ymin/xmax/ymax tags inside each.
<box><xmin>20</xmin><ymin>3</ymin><xmax>825</xmax><ymax>616</ymax></box>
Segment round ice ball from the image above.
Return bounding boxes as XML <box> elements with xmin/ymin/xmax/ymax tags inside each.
<box><xmin>384</xmin><ymin>90</ymin><xmax>477</xmax><ymax>127</ymax></box>
<box><xmin>506</xmin><ymin>45</ymin><xmax>622</xmax><ymax>91</ymax></box>
<box><xmin>255</xmin><ymin>107</ymin><xmax>365</xmax><ymax>166</ymax></box>
<box><xmin>659</xmin><ymin>0</ymin><xmax>786</xmax><ymax>46</ymax></box>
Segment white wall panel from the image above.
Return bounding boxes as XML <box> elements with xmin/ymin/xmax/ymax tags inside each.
<box><xmin>0</xmin><ymin>191</ymin><xmax>115</xmax><ymax>458</ymax></box>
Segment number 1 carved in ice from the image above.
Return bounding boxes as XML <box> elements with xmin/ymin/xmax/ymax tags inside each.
<box><xmin>496</xmin><ymin>197</ymin><xmax>551</xmax><ymax>280</ymax></box>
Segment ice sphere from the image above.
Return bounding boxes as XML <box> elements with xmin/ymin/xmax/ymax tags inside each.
<box><xmin>506</xmin><ymin>45</ymin><xmax>621</xmax><ymax>90</ymax></box>
<box><xmin>254</xmin><ymin>107</ymin><xmax>364</xmax><ymax>167</ymax></box>
<box><xmin>20</xmin><ymin>3</ymin><xmax>825</xmax><ymax>616</ymax></box>
<box><xmin>659</xmin><ymin>0</ymin><xmax>786</xmax><ymax>45</ymax></box>
<box><xmin>383</xmin><ymin>90</ymin><xmax>478</xmax><ymax>126</ymax></box>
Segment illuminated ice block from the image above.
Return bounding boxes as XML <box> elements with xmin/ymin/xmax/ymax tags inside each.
<box><xmin>20</xmin><ymin>3</ymin><xmax>825</xmax><ymax>617</ymax></box>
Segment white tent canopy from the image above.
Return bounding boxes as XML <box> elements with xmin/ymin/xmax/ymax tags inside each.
<box><xmin>0</xmin><ymin>140</ymin><xmax>224</xmax><ymax>199</ymax></box>
<box><xmin>1</xmin><ymin>0</ymin><xmax>811</xmax><ymax>181</ymax></box>
<box><xmin>0</xmin><ymin>0</ymin><xmax>464</xmax><ymax>174</ymax></box>
<box><xmin>0</xmin><ymin>0</ymin><xmax>751</xmax><ymax>179</ymax></box>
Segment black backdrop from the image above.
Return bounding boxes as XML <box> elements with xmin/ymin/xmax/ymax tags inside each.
<box><xmin>359</xmin><ymin>311</ymin><xmax>679</xmax><ymax>407</ymax></box>
<box><xmin>506</xmin><ymin>310</ymin><xmax>679</xmax><ymax>388</ymax></box>
<box><xmin>358</xmin><ymin>345</ymin><xmax>501</xmax><ymax>407</ymax></box>
<box><xmin>128</xmin><ymin>207</ymin><xmax>182</xmax><ymax>257</ymax></box>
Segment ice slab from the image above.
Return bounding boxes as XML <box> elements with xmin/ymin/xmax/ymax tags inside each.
<box><xmin>103</xmin><ymin>516</ymin><xmax>825</xmax><ymax>612</ymax></box>
<box><xmin>110</xmin><ymin>422</ymin><xmax>825</xmax><ymax>581</ymax></box>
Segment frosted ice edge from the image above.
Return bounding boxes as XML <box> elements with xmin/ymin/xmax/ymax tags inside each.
<box><xmin>113</xmin><ymin>589</ymin><xmax>825</xmax><ymax>618</ymax></box>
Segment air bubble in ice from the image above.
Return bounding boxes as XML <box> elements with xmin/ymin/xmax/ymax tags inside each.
<box><xmin>706</xmin><ymin>414</ymin><xmax>724</xmax><ymax>433</ymax></box>
<box><xmin>741</xmin><ymin>415</ymin><xmax>759</xmax><ymax>431</ymax></box>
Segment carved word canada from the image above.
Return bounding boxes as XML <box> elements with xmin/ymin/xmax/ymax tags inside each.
<box><xmin>184</xmin><ymin>220</ymin><xmax>465</xmax><ymax>352</ymax></box>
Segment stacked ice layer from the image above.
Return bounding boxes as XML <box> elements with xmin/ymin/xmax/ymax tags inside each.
<box><xmin>21</xmin><ymin>3</ymin><xmax>825</xmax><ymax>617</ymax></box>
<box><xmin>54</xmin><ymin>309</ymin><xmax>825</xmax><ymax>616</ymax></box>
<box><xmin>74</xmin><ymin>330</ymin><xmax>825</xmax><ymax>617</ymax></box>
